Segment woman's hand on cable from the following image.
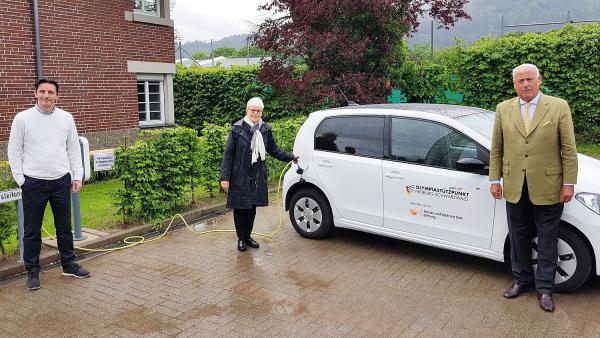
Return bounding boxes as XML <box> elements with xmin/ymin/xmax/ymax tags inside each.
<box><xmin>220</xmin><ymin>180</ymin><xmax>229</xmax><ymax>192</ymax></box>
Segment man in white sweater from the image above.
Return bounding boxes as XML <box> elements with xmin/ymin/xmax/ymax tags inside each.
<box><xmin>8</xmin><ymin>79</ymin><xmax>90</xmax><ymax>290</ymax></box>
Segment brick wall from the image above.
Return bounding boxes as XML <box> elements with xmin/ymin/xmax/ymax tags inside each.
<box><xmin>0</xmin><ymin>1</ymin><xmax>175</xmax><ymax>142</ymax></box>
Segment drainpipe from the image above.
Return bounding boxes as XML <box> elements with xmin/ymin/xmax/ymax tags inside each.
<box><xmin>33</xmin><ymin>0</ymin><xmax>43</xmax><ymax>79</ymax></box>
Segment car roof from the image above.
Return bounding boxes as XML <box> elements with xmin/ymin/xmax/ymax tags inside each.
<box><xmin>330</xmin><ymin>103</ymin><xmax>493</xmax><ymax>119</ymax></box>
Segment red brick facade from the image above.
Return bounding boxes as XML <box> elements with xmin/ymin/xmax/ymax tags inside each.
<box><xmin>0</xmin><ymin>1</ymin><xmax>174</xmax><ymax>142</ymax></box>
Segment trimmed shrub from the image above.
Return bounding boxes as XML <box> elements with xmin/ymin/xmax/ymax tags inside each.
<box><xmin>112</xmin><ymin>127</ymin><xmax>199</xmax><ymax>225</ymax></box>
<box><xmin>451</xmin><ymin>24</ymin><xmax>600</xmax><ymax>142</ymax></box>
<box><xmin>197</xmin><ymin>122</ymin><xmax>230</xmax><ymax>197</ymax></box>
<box><xmin>0</xmin><ymin>162</ymin><xmax>17</xmax><ymax>257</ymax></box>
<box><xmin>173</xmin><ymin>66</ymin><xmax>306</xmax><ymax>131</ymax></box>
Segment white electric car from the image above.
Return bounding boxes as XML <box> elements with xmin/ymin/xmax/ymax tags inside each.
<box><xmin>282</xmin><ymin>103</ymin><xmax>600</xmax><ymax>293</ymax></box>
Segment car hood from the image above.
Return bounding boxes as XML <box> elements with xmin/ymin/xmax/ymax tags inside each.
<box><xmin>577</xmin><ymin>154</ymin><xmax>600</xmax><ymax>193</ymax></box>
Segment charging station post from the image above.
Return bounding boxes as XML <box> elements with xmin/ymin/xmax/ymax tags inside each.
<box><xmin>72</xmin><ymin>136</ymin><xmax>91</xmax><ymax>241</ymax></box>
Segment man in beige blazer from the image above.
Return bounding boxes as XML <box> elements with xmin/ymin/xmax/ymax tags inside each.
<box><xmin>489</xmin><ymin>63</ymin><xmax>578</xmax><ymax>312</ymax></box>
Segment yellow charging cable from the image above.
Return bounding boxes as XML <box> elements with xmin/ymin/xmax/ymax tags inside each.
<box><xmin>41</xmin><ymin>161</ymin><xmax>293</xmax><ymax>252</ymax></box>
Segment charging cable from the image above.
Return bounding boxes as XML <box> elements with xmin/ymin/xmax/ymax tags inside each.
<box><xmin>41</xmin><ymin>161</ymin><xmax>293</xmax><ymax>252</ymax></box>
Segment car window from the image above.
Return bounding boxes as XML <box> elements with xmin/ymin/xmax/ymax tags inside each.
<box><xmin>315</xmin><ymin>116</ymin><xmax>384</xmax><ymax>158</ymax></box>
<box><xmin>391</xmin><ymin>118</ymin><xmax>488</xmax><ymax>170</ymax></box>
<box><xmin>456</xmin><ymin>111</ymin><xmax>495</xmax><ymax>141</ymax></box>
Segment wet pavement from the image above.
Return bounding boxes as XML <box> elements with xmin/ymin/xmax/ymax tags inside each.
<box><xmin>1</xmin><ymin>204</ymin><xmax>600</xmax><ymax>337</ymax></box>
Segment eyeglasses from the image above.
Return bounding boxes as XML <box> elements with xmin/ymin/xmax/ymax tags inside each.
<box><xmin>248</xmin><ymin>108</ymin><xmax>263</xmax><ymax>113</ymax></box>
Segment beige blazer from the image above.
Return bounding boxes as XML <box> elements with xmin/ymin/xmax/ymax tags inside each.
<box><xmin>489</xmin><ymin>93</ymin><xmax>578</xmax><ymax>205</ymax></box>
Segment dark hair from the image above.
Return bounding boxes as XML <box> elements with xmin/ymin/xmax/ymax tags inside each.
<box><xmin>35</xmin><ymin>78</ymin><xmax>59</xmax><ymax>93</ymax></box>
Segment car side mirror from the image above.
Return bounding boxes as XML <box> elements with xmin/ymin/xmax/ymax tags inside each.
<box><xmin>456</xmin><ymin>157</ymin><xmax>489</xmax><ymax>175</ymax></box>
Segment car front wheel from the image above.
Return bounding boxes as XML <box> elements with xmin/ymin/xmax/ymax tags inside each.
<box><xmin>505</xmin><ymin>226</ymin><xmax>593</xmax><ymax>293</ymax></box>
<box><xmin>288</xmin><ymin>188</ymin><xmax>333</xmax><ymax>239</ymax></box>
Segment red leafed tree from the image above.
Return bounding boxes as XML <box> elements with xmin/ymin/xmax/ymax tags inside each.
<box><xmin>253</xmin><ymin>0</ymin><xmax>470</xmax><ymax>106</ymax></box>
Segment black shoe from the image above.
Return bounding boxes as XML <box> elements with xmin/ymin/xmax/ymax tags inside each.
<box><xmin>538</xmin><ymin>293</ymin><xmax>555</xmax><ymax>312</ymax></box>
<box><xmin>26</xmin><ymin>270</ymin><xmax>40</xmax><ymax>290</ymax></box>
<box><xmin>503</xmin><ymin>281</ymin><xmax>530</xmax><ymax>299</ymax></box>
<box><xmin>238</xmin><ymin>240</ymin><xmax>248</xmax><ymax>252</ymax></box>
<box><xmin>246</xmin><ymin>237</ymin><xmax>259</xmax><ymax>249</ymax></box>
<box><xmin>62</xmin><ymin>263</ymin><xmax>91</xmax><ymax>278</ymax></box>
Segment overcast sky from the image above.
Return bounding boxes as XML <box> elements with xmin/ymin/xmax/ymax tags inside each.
<box><xmin>172</xmin><ymin>0</ymin><xmax>268</xmax><ymax>42</ymax></box>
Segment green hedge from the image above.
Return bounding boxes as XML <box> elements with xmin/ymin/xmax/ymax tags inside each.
<box><xmin>174</xmin><ymin>66</ymin><xmax>307</xmax><ymax>130</ymax></box>
<box><xmin>390</xmin><ymin>24</ymin><xmax>599</xmax><ymax>142</ymax></box>
<box><xmin>450</xmin><ymin>24</ymin><xmax>600</xmax><ymax>143</ymax></box>
<box><xmin>266</xmin><ymin>116</ymin><xmax>307</xmax><ymax>180</ymax></box>
<box><xmin>113</xmin><ymin>127</ymin><xmax>200</xmax><ymax>224</ymax></box>
<box><xmin>112</xmin><ymin>117</ymin><xmax>305</xmax><ymax>224</ymax></box>
<box><xmin>0</xmin><ymin>162</ymin><xmax>17</xmax><ymax>257</ymax></box>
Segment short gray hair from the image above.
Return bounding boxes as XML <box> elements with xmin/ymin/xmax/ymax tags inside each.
<box><xmin>512</xmin><ymin>63</ymin><xmax>541</xmax><ymax>80</ymax></box>
<box><xmin>246</xmin><ymin>97</ymin><xmax>264</xmax><ymax>110</ymax></box>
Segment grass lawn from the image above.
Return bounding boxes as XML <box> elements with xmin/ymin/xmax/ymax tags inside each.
<box><xmin>2</xmin><ymin>180</ymin><xmax>123</xmax><ymax>256</ymax></box>
<box><xmin>578</xmin><ymin>143</ymin><xmax>600</xmax><ymax>158</ymax></box>
<box><xmin>41</xmin><ymin>179</ymin><xmax>123</xmax><ymax>235</ymax></box>
<box><xmin>1</xmin><ymin>179</ymin><xmax>232</xmax><ymax>256</ymax></box>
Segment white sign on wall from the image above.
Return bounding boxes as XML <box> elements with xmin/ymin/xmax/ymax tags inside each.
<box><xmin>0</xmin><ymin>189</ymin><xmax>22</xmax><ymax>204</ymax></box>
<box><xmin>93</xmin><ymin>152</ymin><xmax>115</xmax><ymax>172</ymax></box>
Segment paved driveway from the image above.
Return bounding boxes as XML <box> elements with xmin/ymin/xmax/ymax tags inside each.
<box><xmin>1</xmin><ymin>204</ymin><xmax>599</xmax><ymax>337</ymax></box>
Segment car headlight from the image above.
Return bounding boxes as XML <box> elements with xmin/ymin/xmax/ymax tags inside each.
<box><xmin>576</xmin><ymin>193</ymin><xmax>600</xmax><ymax>215</ymax></box>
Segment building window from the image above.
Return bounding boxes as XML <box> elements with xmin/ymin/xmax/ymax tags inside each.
<box><xmin>137</xmin><ymin>79</ymin><xmax>164</xmax><ymax>126</ymax></box>
<box><xmin>134</xmin><ymin>0</ymin><xmax>160</xmax><ymax>17</ymax></box>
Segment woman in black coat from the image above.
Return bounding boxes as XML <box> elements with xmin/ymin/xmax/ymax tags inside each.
<box><xmin>220</xmin><ymin>97</ymin><xmax>297</xmax><ymax>251</ymax></box>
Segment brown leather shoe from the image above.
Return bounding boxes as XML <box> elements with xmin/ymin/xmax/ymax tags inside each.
<box><xmin>503</xmin><ymin>282</ymin><xmax>530</xmax><ymax>299</ymax></box>
<box><xmin>538</xmin><ymin>293</ymin><xmax>555</xmax><ymax>312</ymax></box>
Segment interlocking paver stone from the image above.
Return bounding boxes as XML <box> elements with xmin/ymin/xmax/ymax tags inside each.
<box><xmin>1</xmin><ymin>203</ymin><xmax>600</xmax><ymax>336</ymax></box>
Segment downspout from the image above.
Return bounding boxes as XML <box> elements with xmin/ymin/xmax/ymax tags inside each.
<box><xmin>33</xmin><ymin>0</ymin><xmax>43</xmax><ymax>79</ymax></box>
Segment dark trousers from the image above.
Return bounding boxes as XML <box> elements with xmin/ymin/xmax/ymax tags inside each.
<box><xmin>21</xmin><ymin>173</ymin><xmax>75</xmax><ymax>271</ymax></box>
<box><xmin>506</xmin><ymin>179</ymin><xmax>563</xmax><ymax>294</ymax></box>
<box><xmin>233</xmin><ymin>206</ymin><xmax>257</xmax><ymax>241</ymax></box>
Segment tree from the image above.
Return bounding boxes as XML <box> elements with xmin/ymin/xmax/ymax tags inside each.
<box><xmin>235</xmin><ymin>45</ymin><xmax>270</xmax><ymax>58</ymax></box>
<box><xmin>192</xmin><ymin>51</ymin><xmax>209</xmax><ymax>60</ymax></box>
<box><xmin>213</xmin><ymin>47</ymin><xmax>238</xmax><ymax>57</ymax></box>
<box><xmin>253</xmin><ymin>0</ymin><xmax>470</xmax><ymax>106</ymax></box>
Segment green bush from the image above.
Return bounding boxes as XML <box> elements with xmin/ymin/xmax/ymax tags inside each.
<box><xmin>393</xmin><ymin>24</ymin><xmax>599</xmax><ymax>142</ymax></box>
<box><xmin>450</xmin><ymin>23</ymin><xmax>600</xmax><ymax>142</ymax></box>
<box><xmin>0</xmin><ymin>162</ymin><xmax>17</xmax><ymax>257</ymax></box>
<box><xmin>267</xmin><ymin>116</ymin><xmax>307</xmax><ymax>181</ymax></box>
<box><xmin>113</xmin><ymin>127</ymin><xmax>200</xmax><ymax>225</ymax></box>
<box><xmin>174</xmin><ymin>66</ymin><xmax>306</xmax><ymax>131</ymax></box>
<box><xmin>391</xmin><ymin>60</ymin><xmax>450</xmax><ymax>103</ymax></box>
<box><xmin>197</xmin><ymin>122</ymin><xmax>230</xmax><ymax>197</ymax></box>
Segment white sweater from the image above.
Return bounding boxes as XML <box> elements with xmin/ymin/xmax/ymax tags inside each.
<box><xmin>7</xmin><ymin>106</ymin><xmax>83</xmax><ymax>186</ymax></box>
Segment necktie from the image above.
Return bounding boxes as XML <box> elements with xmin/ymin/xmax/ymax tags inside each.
<box><xmin>523</xmin><ymin>103</ymin><xmax>531</xmax><ymax>134</ymax></box>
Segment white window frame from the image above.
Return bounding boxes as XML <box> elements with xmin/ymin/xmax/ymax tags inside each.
<box><xmin>138</xmin><ymin>75</ymin><xmax>165</xmax><ymax>127</ymax></box>
<box><xmin>133</xmin><ymin>0</ymin><xmax>161</xmax><ymax>17</ymax></box>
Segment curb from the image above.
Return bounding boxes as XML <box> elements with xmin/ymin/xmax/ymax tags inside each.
<box><xmin>0</xmin><ymin>201</ymin><xmax>230</xmax><ymax>280</ymax></box>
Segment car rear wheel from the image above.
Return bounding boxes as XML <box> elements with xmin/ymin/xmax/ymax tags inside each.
<box><xmin>505</xmin><ymin>226</ymin><xmax>593</xmax><ymax>293</ymax></box>
<box><xmin>289</xmin><ymin>188</ymin><xmax>333</xmax><ymax>239</ymax></box>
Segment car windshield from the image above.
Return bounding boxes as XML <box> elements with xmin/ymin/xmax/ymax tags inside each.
<box><xmin>455</xmin><ymin>111</ymin><xmax>495</xmax><ymax>141</ymax></box>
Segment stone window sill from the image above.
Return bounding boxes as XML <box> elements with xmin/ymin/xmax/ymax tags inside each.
<box><xmin>124</xmin><ymin>11</ymin><xmax>174</xmax><ymax>27</ymax></box>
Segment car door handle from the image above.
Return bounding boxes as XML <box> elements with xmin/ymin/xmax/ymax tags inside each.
<box><xmin>385</xmin><ymin>171</ymin><xmax>404</xmax><ymax>179</ymax></box>
<box><xmin>317</xmin><ymin>161</ymin><xmax>333</xmax><ymax>168</ymax></box>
